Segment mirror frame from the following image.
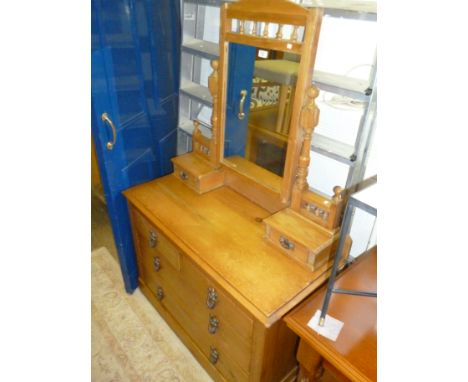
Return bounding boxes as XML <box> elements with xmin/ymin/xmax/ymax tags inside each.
<box><xmin>214</xmin><ymin>0</ymin><xmax>324</xmax><ymax>211</ymax></box>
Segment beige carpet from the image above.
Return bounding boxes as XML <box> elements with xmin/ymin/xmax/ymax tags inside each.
<box><xmin>92</xmin><ymin>247</ymin><xmax>213</xmax><ymax>382</ymax></box>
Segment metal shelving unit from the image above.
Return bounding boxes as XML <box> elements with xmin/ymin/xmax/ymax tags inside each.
<box><xmin>177</xmin><ymin>0</ymin><xmax>226</xmax><ymax>154</ymax></box>
<box><xmin>177</xmin><ymin>0</ymin><xmax>377</xmax><ymax>190</ymax></box>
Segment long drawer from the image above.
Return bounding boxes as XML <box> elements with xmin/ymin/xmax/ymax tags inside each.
<box><xmin>131</xmin><ymin>207</ymin><xmax>253</xmax><ymax>381</ymax></box>
<box><xmin>178</xmin><ymin>256</ymin><xmax>253</xmax><ymax>374</ymax></box>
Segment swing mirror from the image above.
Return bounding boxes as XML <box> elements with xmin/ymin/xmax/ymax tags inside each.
<box><xmin>213</xmin><ymin>0</ymin><xmax>322</xmax><ymax>211</ymax></box>
<box><xmin>223</xmin><ymin>43</ymin><xmax>300</xmax><ymax>178</ymax></box>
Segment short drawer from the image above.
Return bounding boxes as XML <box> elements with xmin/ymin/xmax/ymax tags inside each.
<box><xmin>173</xmin><ymin>163</ymin><xmax>199</xmax><ymax>192</ymax></box>
<box><xmin>265</xmin><ymin>227</ymin><xmax>310</xmax><ymax>264</ymax></box>
<box><xmin>131</xmin><ymin>208</ymin><xmax>181</xmax><ymax>271</ymax></box>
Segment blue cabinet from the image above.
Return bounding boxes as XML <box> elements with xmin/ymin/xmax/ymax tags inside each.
<box><xmin>91</xmin><ymin>0</ymin><xmax>180</xmax><ymax>292</ymax></box>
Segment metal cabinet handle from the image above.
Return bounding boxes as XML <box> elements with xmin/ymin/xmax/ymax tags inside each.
<box><xmin>209</xmin><ymin>346</ymin><xmax>219</xmax><ymax>364</ymax></box>
<box><xmin>208</xmin><ymin>314</ymin><xmax>219</xmax><ymax>334</ymax></box>
<box><xmin>279</xmin><ymin>236</ymin><xmax>295</xmax><ymax>250</ymax></box>
<box><xmin>238</xmin><ymin>90</ymin><xmax>247</xmax><ymax>120</ymax></box>
<box><xmin>179</xmin><ymin>171</ymin><xmax>189</xmax><ymax>181</ymax></box>
<box><xmin>149</xmin><ymin>231</ymin><xmax>158</xmax><ymax>248</ymax></box>
<box><xmin>207</xmin><ymin>287</ymin><xmax>218</xmax><ymax>309</ymax></box>
<box><xmin>153</xmin><ymin>256</ymin><xmax>161</xmax><ymax>272</ymax></box>
<box><xmin>156</xmin><ymin>286</ymin><xmax>164</xmax><ymax>301</ymax></box>
<box><xmin>101</xmin><ymin>112</ymin><xmax>117</xmax><ymax>150</ymax></box>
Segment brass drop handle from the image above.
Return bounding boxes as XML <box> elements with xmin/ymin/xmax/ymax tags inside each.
<box><xmin>207</xmin><ymin>287</ymin><xmax>218</xmax><ymax>309</ymax></box>
<box><xmin>209</xmin><ymin>346</ymin><xmax>219</xmax><ymax>364</ymax></box>
<box><xmin>156</xmin><ymin>286</ymin><xmax>164</xmax><ymax>301</ymax></box>
<box><xmin>208</xmin><ymin>314</ymin><xmax>219</xmax><ymax>334</ymax></box>
<box><xmin>238</xmin><ymin>89</ymin><xmax>247</xmax><ymax>120</ymax></box>
<box><xmin>279</xmin><ymin>236</ymin><xmax>295</xmax><ymax>250</ymax></box>
<box><xmin>179</xmin><ymin>171</ymin><xmax>189</xmax><ymax>181</ymax></box>
<box><xmin>153</xmin><ymin>256</ymin><xmax>161</xmax><ymax>272</ymax></box>
<box><xmin>101</xmin><ymin>112</ymin><xmax>117</xmax><ymax>150</ymax></box>
<box><xmin>149</xmin><ymin>231</ymin><xmax>158</xmax><ymax>248</ymax></box>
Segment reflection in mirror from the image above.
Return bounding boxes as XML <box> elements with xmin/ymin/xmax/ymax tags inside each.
<box><xmin>224</xmin><ymin>43</ymin><xmax>299</xmax><ymax>177</ymax></box>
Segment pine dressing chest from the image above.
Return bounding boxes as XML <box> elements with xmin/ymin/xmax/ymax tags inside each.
<box><xmin>124</xmin><ymin>1</ymin><xmax>351</xmax><ymax>381</ymax></box>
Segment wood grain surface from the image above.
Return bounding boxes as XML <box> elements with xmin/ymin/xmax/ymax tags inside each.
<box><xmin>285</xmin><ymin>247</ymin><xmax>377</xmax><ymax>382</ymax></box>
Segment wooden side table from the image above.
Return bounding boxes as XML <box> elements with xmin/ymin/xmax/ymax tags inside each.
<box><xmin>284</xmin><ymin>247</ymin><xmax>377</xmax><ymax>382</ymax></box>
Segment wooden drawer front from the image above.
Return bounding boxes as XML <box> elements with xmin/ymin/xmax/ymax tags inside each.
<box><xmin>180</xmin><ymin>257</ymin><xmax>253</xmax><ymax>374</ymax></box>
<box><xmin>265</xmin><ymin>226</ymin><xmax>310</xmax><ymax>264</ymax></box>
<box><xmin>161</xmin><ymin>280</ymin><xmax>250</xmax><ymax>382</ymax></box>
<box><xmin>173</xmin><ymin>163</ymin><xmax>199</xmax><ymax>192</ymax></box>
<box><xmin>136</xmin><ymin>245</ymin><xmax>250</xmax><ymax>382</ymax></box>
<box><xmin>132</xmin><ymin>209</ymin><xmax>181</xmax><ymax>271</ymax></box>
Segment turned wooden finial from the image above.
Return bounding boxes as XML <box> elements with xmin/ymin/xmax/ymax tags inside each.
<box><xmin>307</xmin><ymin>86</ymin><xmax>320</xmax><ymax>101</ymax></box>
<box><xmin>294</xmin><ymin>85</ymin><xmax>321</xmax><ymax>193</ymax></box>
<box><xmin>300</xmin><ymin>87</ymin><xmax>320</xmax><ymax>129</ymax></box>
<box><xmin>332</xmin><ymin>186</ymin><xmax>343</xmax><ymax>202</ymax></box>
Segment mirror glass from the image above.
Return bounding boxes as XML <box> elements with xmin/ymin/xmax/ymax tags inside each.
<box><xmin>223</xmin><ymin>43</ymin><xmax>300</xmax><ymax>177</ymax></box>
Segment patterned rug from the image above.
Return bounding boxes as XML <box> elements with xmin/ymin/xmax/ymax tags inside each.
<box><xmin>92</xmin><ymin>247</ymin><xmax>213</xmax><ymax>382</ymax></box>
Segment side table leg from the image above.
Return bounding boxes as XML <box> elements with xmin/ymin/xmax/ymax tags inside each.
<box><xmin>319</xmin><ymin>204</ymin><xmax>354</xmax><ymax>326</ymax></box>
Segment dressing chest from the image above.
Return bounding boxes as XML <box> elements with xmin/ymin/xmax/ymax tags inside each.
<box><xmin>124</xmin><ymin>1</ymin><xmax>351</xmax><ymax>380</ymax></box>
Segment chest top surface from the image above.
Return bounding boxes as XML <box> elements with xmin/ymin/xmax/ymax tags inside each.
<box><xmin>124</xmin><ymin>175</ymin><xmax>329</xmax><ymax>324</ymax></box>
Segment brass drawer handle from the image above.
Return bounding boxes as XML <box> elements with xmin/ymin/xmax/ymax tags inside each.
<box><xmin>101</xmin><ymin>112</ymin><xmax>117</xmax><ymax>150</ymax></box>
<box><xmin>238</xmin><ymin>89</ymin><xmax>247</xmax><ymax>120</ymax></box>
<box><xmin>179</xmin><ymin>170</ymin><xmax>189</xmax><ymax>181</ymax></box>
<box><xmin>156</xmin><ymin>286</ymin><xmax>164</xmax><ymax>301</ymax></box>
<box><xmin>149</xmin><ymin>231</ymin><xmax>158</xmax><ymax>248</ymax></box>
<box><xmin>209</xmin><ymin>346</ymin><xmax>219</xmax><ymax>364</ymax></box>
<box><xmin>208</xmin><ymin>314</ymin><xmax>219</xmax><ymax>334</ymax></box>
<box><xmin>153</xmin><ymin>256</ymin><xmax>161</xmax><ymax>272</ymax></box>
<box><xmin>279</xmin><ymin>236</ymin><xmax>295</xmax><ymax>250</ymax></box>
<box><xmin>207</xmin><ymin>287</ymin><xmax>218</xmax><ymax>309</ymax></box>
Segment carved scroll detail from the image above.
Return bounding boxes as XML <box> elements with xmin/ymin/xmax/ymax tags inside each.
<box><xmin>192</xmin><ymin>120</ymin><xmax>211</xmax><ymax>157</ymax></box>
<box><xmin>208</xmin><ymin>60</ymin><xmax>219</xmax><ymax>166</ymax></box>
<box><xmin>294</xmin><ymin>86</ymin><xmax>320</xmax><ymax>193</ymax></box>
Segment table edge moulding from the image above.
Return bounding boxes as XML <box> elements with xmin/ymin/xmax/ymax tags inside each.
<box><xmin>123</xmin><ymin>1</ymin><xmax>355</xmax><ymax>381</ymax></box>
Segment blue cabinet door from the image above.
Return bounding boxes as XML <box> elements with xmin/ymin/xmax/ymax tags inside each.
<box><xmin>91</xmin><ymin>0</ymin><xmax>180</xmax><ymax>292</ymax></box>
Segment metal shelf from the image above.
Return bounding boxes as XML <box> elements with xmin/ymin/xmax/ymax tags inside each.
<box><xmin>184</xmin><ymin>0</ymin><xmax>223</xmax><ymax>6</ymax></box>
<box><xmin>180</xmin><ymin>80</ymin><xmax>213</xmax><ymax>106</ymax></box>
<box><xmin>297</xmin><ymin>0</ymin><xmax>376</xmax><ymax>21</ymax></box>
<box><xmin>182</xmin><ymin>38</ymin><xmax>219</xmax><ymax>60</ymax></box>
<box><xmin>179</xmin><ymin>117</ymin><xmax>213</xmax><ymax>137</ymax></box>
<box><xmin>311</xmin><ymin>133</ymin><xmax>356</xmax><ymax>165</ymax></box>
<box><xmin>313</xmin><ymin>71</ymin><xmax>371</xmax><ymax>101</ymax></box>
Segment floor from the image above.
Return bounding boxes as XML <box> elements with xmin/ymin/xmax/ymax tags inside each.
<box><xmin>91</xmin><ymin>192</ymin><xmax>118</xmax><ymax>260</ymax></box>
<box><xmin>91</xmin><ymin>193</ymin><xmax>213</xmax><ymax>381</ymax></box>
<box><xmin>91</xmin><ymin>192</ymin><xmax>339</xmax><ymax>382</ymax></box>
